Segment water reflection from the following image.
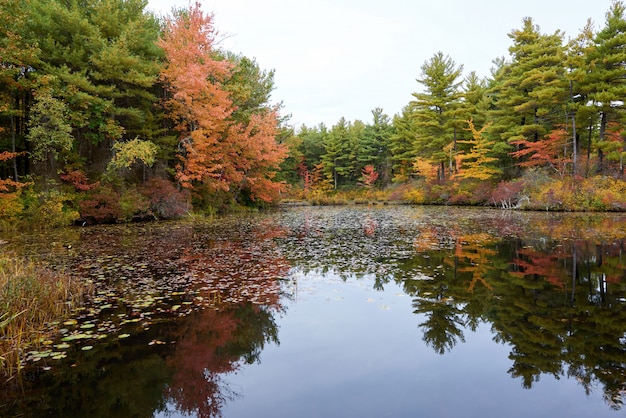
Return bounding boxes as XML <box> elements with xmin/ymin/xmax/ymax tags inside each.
<box><xmin>3</xmin><ymin>206</ymin><xmax>626</xmax><ymax>416</ymax></box>
<box><xmin>1</xmin><ymin>217</ymin><xmax>289</xmax><ymax>417</ymax></box>
<box><xmin>275</xmin><ymin>207</ymin><xmax>626</xmax><ymax>410</ymax></box>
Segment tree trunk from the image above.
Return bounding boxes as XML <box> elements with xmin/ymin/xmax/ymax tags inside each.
<box><xmin>586</xmin><ymin>115</ymin><xmax>593</xmax><ymax>176</ymax></box>
<box><xmin>597</xmin><ymin>111</ymin><xmax>607</xmax><ymax>174</ymax></box>
<box><xmin>10</xmin><ymin>114</ymin><xmax>18</xmax><ymax>181</ymax></box>
<box><xmin>572</xmin><ymin>115</ymin><xmax>577</xmax><ymax>176</ymax></box>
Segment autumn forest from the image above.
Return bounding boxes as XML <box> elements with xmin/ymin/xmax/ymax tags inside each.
<box><xmin>2</xmin><ymin>0</ymin><xmax>626</xmax><ymax>226</ymax></box>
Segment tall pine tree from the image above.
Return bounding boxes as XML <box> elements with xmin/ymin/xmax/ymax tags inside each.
<box><xmin>585</xmin><ymin>0</ymin><xmax>626</xmax><ymax>174</ymax></box>
<box><xmin>410</xmin><ymin>52</ymin><xmax>464</xmax><ymax>182</ymax></box>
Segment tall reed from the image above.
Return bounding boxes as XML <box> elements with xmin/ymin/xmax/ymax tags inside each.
<box><xmin>0</xmin><ymin>253</ymin><xmax>90</xmax><ymax>380</ymax></box>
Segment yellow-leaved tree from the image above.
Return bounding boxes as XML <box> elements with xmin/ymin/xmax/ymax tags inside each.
<box><xmin>455</xmin><ymin>120</ymin><xmax>501</xmax><ymax>181</ymax></box>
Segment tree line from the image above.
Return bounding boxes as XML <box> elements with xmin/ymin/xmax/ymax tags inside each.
<box><xmin>2</xmin><ymin>0</ymin><xmax>626</xmax><ymax>226</ymax></box>
<box><xmin>0</xmin><ymin>0</ymin><xmax>287</xmax><ymax>224</ymax></box>
<box><xmin>286</xmin><ymin>0</ymin><xmax>626</xmax><ymax>209</ymax></box>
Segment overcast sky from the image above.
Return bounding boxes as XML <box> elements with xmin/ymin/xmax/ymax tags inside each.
<box><xmin>147</xmin><ymin>0</ymin><xmax>614</xmax><ymax>128</ymax></box>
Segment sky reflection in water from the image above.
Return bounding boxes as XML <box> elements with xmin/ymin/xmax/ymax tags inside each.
<box><xmin>3</xmin><ymin>206</ymin><xmax>626</xmax><ymax>418</ymax></box>
<box><xmin>219</xmin><ymin>269</ymin><xmax>612</xmax><ymax>418</ymax></box>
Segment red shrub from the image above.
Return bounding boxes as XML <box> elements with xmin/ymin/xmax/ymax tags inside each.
<box><xmin>490</xmin><ymin>180</ymin><xmax>526</xmax><ymax>208</ymax></box>
<box><xmin>79</xmin><ymin>186</ymin><xmax>121</xmax><ymax>223</ymax></box>
<box><xmin>140</xmin><ymin>177</ymin><xmax>190</xmax><ymax>219</ymax></box>
<box><xmin>60</xmin><ymin>170</ymin><xmax>99</xmax><ymax>191</ymax></box>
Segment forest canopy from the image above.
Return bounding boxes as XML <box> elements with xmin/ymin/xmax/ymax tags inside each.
<box><xmin>1</xmin><ymin>0</ymin><xmax>626</xmax><ymax>226</ymax></box>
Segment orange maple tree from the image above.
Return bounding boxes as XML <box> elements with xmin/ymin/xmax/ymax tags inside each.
<box><xmin>159</xmin><ymin>3</ymin><xmax>286</xmax><ymax>202</ymax></box>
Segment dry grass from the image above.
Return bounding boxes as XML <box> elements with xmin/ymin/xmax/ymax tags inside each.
<box><xmin>0</xmin><ymin>254</ymin><xmax>90</xmax><ymax>380</ymax></box>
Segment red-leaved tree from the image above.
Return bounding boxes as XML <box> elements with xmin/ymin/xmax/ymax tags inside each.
<box><xmin>159</xmin><ymin>3</ymin><xmax>286</xmax><ymax>202</ymax></box>
<box><xmin>159</xmin><ymin>3</ymin><xmax>233</xmax><ymax>192</ymax></box>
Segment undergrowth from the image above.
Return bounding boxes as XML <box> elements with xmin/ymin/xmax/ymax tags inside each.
<box><xmin>0</xmin><ymin>254</ymin><xmax>91</xmax><ymax>381</ymax></box>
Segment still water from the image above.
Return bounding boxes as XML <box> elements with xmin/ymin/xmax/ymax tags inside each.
<box><xmin>3</xmin><ymin>205</ymin><xmax>626</xmax><ymax>417</ymax></box>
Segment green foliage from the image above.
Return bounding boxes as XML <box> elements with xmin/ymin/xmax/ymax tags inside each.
<box><xmin>26</xmin><ymin>79</ymin><xmax>73</xmax><ymax>163</ymax></box>
<box><xmin>411</xmin><ymin>52</ymin><xmax>465</xmax><ymax>180</ymax></box>
<box><xmin>106</xmin><ymin>137</ymin><xmax>159</xmax><ymax>172</ymax></box>
<box><xmin>21</xmin><ymin>187</ymin><xmax>80</xmax><ymax>228</ymax></box>
<box><xmin>22</xmin><ymin>0</ymin><xmax>162</xmax><ymax>164</ymax></box>
<box><xmin>359</xmin><ymin>108</ymin><xmax>394</xmax><ymax>186</ymax></box>
<box><xmin>223</xmin><ymin>53</ymin><xmax>276</xmax><ymax>123</ymax></box>
<box><xmin>1</xmin><ymin>0</ymin><xmax>626</xmax><ymax>214</ymax></box>
<box><xmin>118</xmin><ymin>186</ymin><xmax>150</xmax><ymax>222</ymax></box>
<box><xmin>389</xmin><ymin>106</ymin><xmax>419</xmax><ymax>181</ymax></box>
<box><xmin>585</xmin><ymin>1</ymin><xmax>626</xmax><ymax>172</ymax></box>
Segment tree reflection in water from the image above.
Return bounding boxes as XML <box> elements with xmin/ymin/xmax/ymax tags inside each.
<box><xmin>3</xmin><ymin>206</ymin><xmax>626</xmax><ymax>415</ymax></box>
<box><xmin>275</xmin><ymin>207</ymin><xmax>626</xmax><ymax>410</ymax></box>
<box><xmin>1</xmin><ymin>215</ymin><xmax>290</xmax><ymax>418</ymax></box>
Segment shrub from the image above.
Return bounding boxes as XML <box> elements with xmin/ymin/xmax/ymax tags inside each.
<box><xmin>20</xmin><ymin>187</ymin><xmax>80</xmax><ymax>228</ymax></box>
<box><xmin>59</xmin><ymin>169</ymin><xmax>98</xmax><ymax>191</ymax></box>
<box><xmin>490</xmin><ymin>179</ymin><xmax>527</xmax><ymax>208</ymax></box>
<box><xmin>387</xmin><ymin>183</ymin><xmax>414</xmax><ymax>202</ymax></box>
<box><xmin>79</xmin><ymin>185</ymin><xmax>122</xmax><ymax>223</ymax></box>
<box><xmin>405</xmin><ymin>188</ymin><xmax>425</xmax><ymax>204</ymax></box>
<box><xmin>448</xmin><ymin>188</ymin><xmax>473</xmax><ymax>205</ymax></box>
<box><xmin>118</xmin><ymin>186</ymin><xmax>151</xmax><ymax>222</ymax></box>
<box><xmin>140</xmin><ymin>177</ymin><xmax>189</xmax><ymax>219</ymax></box>
<box><xmin>0</xmin><ymin>193</ymin><xmax>23</xmax><ymax>221</ymax></box>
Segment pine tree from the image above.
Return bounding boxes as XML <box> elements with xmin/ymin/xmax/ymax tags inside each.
<box><xmin>0</xmin><ymin>0</ymin><xmax>38</xmax><ymax>181</ymax></box>
<box><xmin>390</xmin><ymin>106</ymin><xmax>419</xmax><ymax>182</ymax></box>
<box><xmin>487</xmin><ymin>18</ymin><xmax>568</xmax><ymax>174</ymax></box>
<box><xmin>565</xmin><ymin>20</ymin><xmax>596</xmax><ymax>174</ymax></box>
<box><xmin>585</xmin><ymin>0</ymin><xmax>626</xmax><ymax>174</ymax></box>
<box><xmin>410</xmin><ymin>52</ymin><xmax>464</xmax><ymax>182</ymax></box>
<box><xmin>321</xmin><ymin>117</ymin><xmax>352</xmax><ymax>189</ymax></box>
<box><xmin>22</xmin><ymin>0</ymin><xmax>162</xmax><ymax>173</ymax></box>
<box><xmin>359</xmin><ymin>108</ymin><xmax>394</xmax><ymax>186</ymax></box>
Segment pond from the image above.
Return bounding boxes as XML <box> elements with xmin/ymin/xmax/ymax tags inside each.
<box><xmin>2</xmin><ymin>205</ymin><xmax>626</xmax><ymax>417</ymax></box>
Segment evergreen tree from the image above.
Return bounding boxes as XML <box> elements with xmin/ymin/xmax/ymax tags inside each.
<box><xmin>460</xmin><ymin>72</ymin><xmax>489</xmax><ymax>132</ymax></box>
<box><xmin>565</xmin><ymin>20</ymin><xmax>596</xmax><ymax>175</ymax></box>
<box><xmin>321</xmin><ymin>117</ymin><xmax>352</xmax><ymax>189</ymax></box>
<box><xmin>23</xmin><ymin>0</ymin><xmax>162</xmax><ymax>173</ymax></box>
<box><xmin>347</xmin><ymin>119</ymin><xmax>366</xmax><ymax>182</ymax></box>
<box><xmin>585</xmin><ymin>0</ymin><xmax>626</xmax><ymax>174</ymax></box>
<box><xmin>410</xmin><ymin>52</ymin><xmax>464</xmax><ymax>182</ymax></box>
<box><xmin>487</xmin><ymin>18</ymin><xmax>568</xmax><ymax>175</ymax></box>
<box><xmin>390</xmin><ymin>106</ymin><xmax>418</xmax><ymax>182</ymax></box>
<box><xmin>0</xmin><ymin>0</ymin><xmax>38</xmax><ymax>181</ymax></box>
<box><xmin>223</xmin><ymin>53</ymin><xmax>276</xmax><ymax>124</ymax></box>
<box><xmin>359</xmin><ymin>108</ymin><xmax>394</xmax><ymax>186</ymax></box>
<box><xmin>298</xmin><ymin>124</ymin><xmax>327</xmax><ymax>172</ymax></box>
